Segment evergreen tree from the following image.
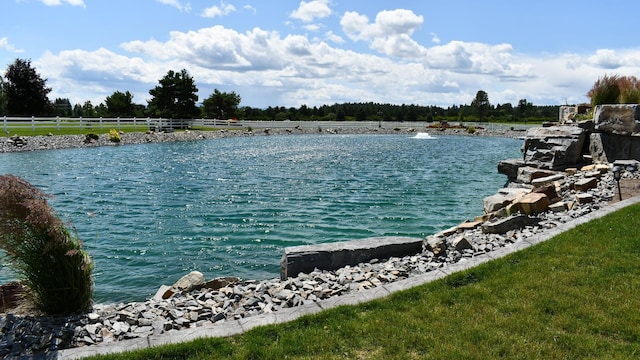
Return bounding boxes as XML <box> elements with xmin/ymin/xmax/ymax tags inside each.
<box><xmin>202</xmin><ymin>89</ymin><xmax>241</xmax><ymax>119</ymax></box>
<box><xmin>147</xmin><ymin>69</ymin><xmax>199</xmax><ymax>119</ymax></box>
<box><xmin>53</xmin><ymin>98</ymin><xmax>72</xmax><ymax>116</ymax></box>
<box><xmin>0</xmin><ymin>76</ymin><xmax>7</xmax><ymax>115</ymax></box>
<box><xmin>4</xmin><ymin>59</ymin><xmax>52</xmax><ymax>116</ymax></box>
<box><xmin>105</xmin><ymin>90</ymin><xmax>135</xmax><ymax>116</ymax></box>
<box><xmin>471</xmin><ymin>90</ymin><xmax>490</xmax><ymax>122</ymax></box>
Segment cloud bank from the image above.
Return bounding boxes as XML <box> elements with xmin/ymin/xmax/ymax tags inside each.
<box><xmin>28</xmin><ymin>3</ymin><xmax>640</xmax><ymax>108</ymax></box>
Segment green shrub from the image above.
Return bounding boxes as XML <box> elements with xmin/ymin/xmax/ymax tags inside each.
<box><xmin>466</xmin><ymin>126</ymin><xmax>476</xmax><ymax>134</ymax></box>
<box><xmin>84</xmin><ymin>133</ymin><xmax>100</xmax><ymax>144</ymax></box>
<box><xmin>108</xmin><ymin>129</ymin><xmax>121</xmax><ymax>143</ymax></box>
<box><xmin>0</xmin><ymin>175</ymin><xmax>93</xmax><ymax>314</ymax></box>
<box><xmin>587</xmin><ymin>74</ymin><xmax>640</xmax><ymax>107</ymax></box>
<box><xmin>621</xmin><ymin>87</ymin><xmax>640</xmax><ymax>104</ymax></box>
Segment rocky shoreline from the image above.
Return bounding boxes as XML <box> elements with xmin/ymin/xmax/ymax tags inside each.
<box><xmin>0</xmin><ymin>124</ymin><xmax>522</xmax><ymax>153</ymax></box>
<box><xmin>0</xmin><ymin>124</ymin><xmax>636</xmax><ymax>358</ymax></box>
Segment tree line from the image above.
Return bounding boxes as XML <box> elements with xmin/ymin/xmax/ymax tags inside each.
<box><xmin>0</xmin><ymin>59</ymin><xmax>242</xmax><ymax>120</ymax></box>
<box><xmin>0</xmin><ymin>58</ymin><xmax>563</xmax><ymax>122</ymax></box>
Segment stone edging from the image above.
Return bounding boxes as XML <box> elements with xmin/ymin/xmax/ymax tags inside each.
<box><xmin>58</xmin><ymin>195</ymin><xmax>640</xmax><ymax>359</ymax></box>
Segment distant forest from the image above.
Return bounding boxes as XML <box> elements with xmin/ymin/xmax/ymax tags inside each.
<box><xmin>238</xmin><ymin>101</ymin><xmax>560</xmax><ymax>123</ymax></box>
<box><xmin>50</xmin><ymin>99</ymin><xmax>560</xmax><ymax>123</ymax></box>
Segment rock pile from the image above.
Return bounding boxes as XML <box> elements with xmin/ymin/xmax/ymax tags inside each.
<box><xmin>0</xmin><ymin>126</ymin><xmax>522</xmax><ymax>153</ymax></box>
<box><xmin>5</xmin><ymin>135</ymin><xmax>28</xmax><ymax>148</ymax></box>
<box><xmin>425</xmin><ymin>160</ymin><xmax>638</xmax><ymax>262</ymax></box>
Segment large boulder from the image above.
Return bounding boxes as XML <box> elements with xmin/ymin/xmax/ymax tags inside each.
<box><xmin>173</xmin><ymin>271</ymin><xmax>205</xmax><ymax>291</ymax></box>
<box><xmin>516</xmin><ymin>166</ymin><xmax>557</xmax><ymax>184</ymax></box>
<box><xmin>593</xmin><ymin>104</ymin><xmax>640</xmax><ymax>135</ymax></box>
<box><xmin>497</xmin><ymin>158</ymin><xmax>524</xmax><ymax>182</ymax></box>
<box><xmin>522</xmin><ymin>126</ymin><xmax>586</xmax><ymax>169</ymax></box>
<box><xmin>589</xmin><ymin>132</ymin><xmax>640</xmax><ymax>163</ymax></box>
<box><xmin>483</xmin><ymin>188</ymin><xmax>529</xmax><ymax>213</ymax></box>
<box><xmin>513</xmin><ymin>192</ymin><xmax>550</xmax><ymax>215</ymax></box>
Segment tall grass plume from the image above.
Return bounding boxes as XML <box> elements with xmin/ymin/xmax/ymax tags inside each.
<box><xmin>0</xmin><ymin>174</ymin><xmax>93</xmax><ymax>315</ymax></box>
<box><xmin>587</xmin><ymin>74</ymin><xmax>640</xmax><ymax>107</ymax></box>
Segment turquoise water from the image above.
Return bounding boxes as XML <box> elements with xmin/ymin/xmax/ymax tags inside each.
<box><xmin>0</xmin><ymin>134</ymin><xmax>521</xmax><ymax>303</ymax></box>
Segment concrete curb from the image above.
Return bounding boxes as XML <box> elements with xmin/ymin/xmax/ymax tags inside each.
<box><xmin>58</xmin><ymin>196</ymin><xmax>640</xmax><ymax>359</ymax></box>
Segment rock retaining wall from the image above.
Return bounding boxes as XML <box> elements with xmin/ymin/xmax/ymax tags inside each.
<box><xmin>501</xmin><ymin>104</ymin><xmax>640</xmax><ymax>177</ymax></box>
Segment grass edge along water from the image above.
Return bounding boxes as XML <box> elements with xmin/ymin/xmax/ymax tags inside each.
<box><xmin>86</xmin><ymin>202</ymin><xmax>640</xmax><ymax>360</ymax></box>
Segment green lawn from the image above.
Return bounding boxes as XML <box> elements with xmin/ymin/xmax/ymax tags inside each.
<box><xmin>2</xmin><ymin>125</ymin><xmax>225</xmax><ymax>137</ymax></box>
<box><xmin>2</xmin><ymin>125</ymin><xmax>150</xmax><ymax>137</ymax></box>
<box><xmin>83</xmin><ymin>205</ymin><xmax>640</xmax><ymax>359</ymax></box>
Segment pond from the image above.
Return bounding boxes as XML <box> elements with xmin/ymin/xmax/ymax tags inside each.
<box><xmin>0</xmin><ymin>133</ymin><xmax>521</xmax><ymax>303</ymax></box>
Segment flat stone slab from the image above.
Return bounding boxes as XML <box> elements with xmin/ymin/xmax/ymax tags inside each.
<box><xmin>576</xmin><ymin>192</ymin><xmax>594</xmax><ymax>204</ymax></box>
<box><xmin>517</xmin><ymin>166</ymin><xmax>557</xmax><ymax>184</ymax></box>
<box><xmin>614</xmin><ymin>159</ymin><xmax>640</xmax><ymax>171</ymax></box>
<box><xmin>514</xmin><ymin>192</ymin><xmax>550</xmax><ymax>215</ymax></box>
<box><xmin>594</xmin><ymin>104</ymin><xmax>640</xmax><ymax>135</ymax></box>
<box><xmin>531</xmin><ymin>173</ymin><xmax>565</xmax><ymax>187</ymax></box>
<box><xmin>280</xmin><ymin>236</ymin><xmax>423</xmax><ymax>279</ymax></box>
<box><xmin>574</xmin><ymin>177</ymin><xmax>598</xmax><ymax>191</ymax></box>
<box><xmin>483</xmin><ymin>188</ymin><xmax>529</xmax><ymax>213</ymax></box>
<box><xmin>482</xmin><ymin>214</ymin><xmax>542</xmax><ymax>234</ymax></box>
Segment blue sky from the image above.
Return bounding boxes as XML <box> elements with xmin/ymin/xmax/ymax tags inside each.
<box><xmin>2</xmin><ymin>0</ymin><xmax>639</xmax><ymax>109</ymax></box>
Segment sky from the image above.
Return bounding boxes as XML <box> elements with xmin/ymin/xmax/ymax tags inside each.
<box><xmin>2</xmin><ymin>0</ymin><xmax>640</xmax><ymax>110</ymax></box>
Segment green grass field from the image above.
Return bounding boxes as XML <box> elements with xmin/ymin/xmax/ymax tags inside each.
<box><xmin>85</xmin><ymin>203</ymin><xmax>640</xmax><ymax>359</ymax></box>
<box><xmin>2</xmin><ymin>124</ymin><xmax>150</xmax><ymax>136</ymax></box>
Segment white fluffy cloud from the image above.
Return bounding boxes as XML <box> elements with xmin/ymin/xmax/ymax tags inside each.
<box><xmin>156</xmin><ymin>0</ymin><xmax>191</xmax><ymax>12</ymax></box>
<box><xmin>341</xmin><ymin>9</ymin><xmax>424</xmax><ymax>40</ymax></box>
<box><xmin>202</xmin><ymin>1</ymin><xmax>236</xmax><ymax>18</ymax></box>
<box><xmin>324</xmin><ymin>31</ymin><xmax>344</xmax><ymax>44</ymax></box>
<box><xmin>341</xmin><ymin>9</ymin><xmax>425</xmax><ymax>58</ymax></box>
<box><xmin>40</xmin><ymin>0</ymin><xmax>85</xmax><ymax>6</ymax></box>
<box><xmin>290</xmin><ymin>0</ymin><xmax>332</xmax><ymax>22</ymax></box>
<box><xmin>0</xmin><ymin>37</ymin><xmax>24</xmax><ymax>53</ymax></box>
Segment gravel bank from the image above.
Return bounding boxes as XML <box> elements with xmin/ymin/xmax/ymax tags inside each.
<box><xmin>0</xmin><ymin>125</ymin><xmax>522</xmax><ymax>153</ymax></box>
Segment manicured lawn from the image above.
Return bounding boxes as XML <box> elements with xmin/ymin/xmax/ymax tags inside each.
<box><xmin>2</xmin><ymin>125</ymin><xmax>150</xmax><ymax>136</ymax></box>
<box><xmin>89</xmin><ymin>204</ymin><xmax>640</xmax><ymax>359</ymax></box>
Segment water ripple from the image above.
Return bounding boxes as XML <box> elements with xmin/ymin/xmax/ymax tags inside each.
<box><xmin>0</xmin><ymin>134</ymin><xmax>520</xmax><ymax>302</ymax></box>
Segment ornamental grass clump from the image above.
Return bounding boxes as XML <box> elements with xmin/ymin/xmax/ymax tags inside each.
<box><xmin>109</xmin><ymin>128</ymin><xmax>121</xmax><ymax>143</ymax></box>
<box><xmin>0</xmin><ymin>174</ymin><xmax>93</xmax><ymax>315</ymax></box>
<box><xmin>587</xmin><ymin>74</ymin><xmax>640</xmax><ymax>107</ymax></box>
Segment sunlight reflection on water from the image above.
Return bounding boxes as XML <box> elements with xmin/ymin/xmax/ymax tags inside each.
<box><xmin>0</xmin><ymin>134</ymin><xmax>520</xmax><ymax>302</ymax></box>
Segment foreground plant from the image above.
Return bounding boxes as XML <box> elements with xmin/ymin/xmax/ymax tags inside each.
<box><xmin>0</xmin><ymin>174</ymin><xmax>93</xmax><ymax>314</ymax></box>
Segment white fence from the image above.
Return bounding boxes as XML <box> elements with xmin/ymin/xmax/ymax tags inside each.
<box><xmin>1</xmin><ymin>116</ymin><xmax>527</xmax><ymax>134</ymax></box>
